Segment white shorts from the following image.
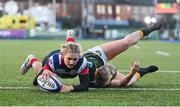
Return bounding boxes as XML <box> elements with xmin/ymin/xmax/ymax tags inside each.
<box><xmin>84</xmin><ymin>46</ymin><xmax>107</xmax><ymax>63</ymax></box>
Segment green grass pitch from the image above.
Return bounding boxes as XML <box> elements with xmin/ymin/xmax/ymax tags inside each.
<box><xmin>0</xmin><ymin>39</ymin><xmax>180</xmax><ymax>106</ymax></box>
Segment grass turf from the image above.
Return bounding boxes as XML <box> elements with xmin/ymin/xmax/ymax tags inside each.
<box><xmin>0</xmin><ymin>40</ymin><xmax>180</xmax><ymax>106</ymax></box>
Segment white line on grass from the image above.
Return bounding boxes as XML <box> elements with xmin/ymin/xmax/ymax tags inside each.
<box><xmin>156</xmin><ymin>51</ymin><xmax>170</xmax><ymax>56</ymax></box>
<box><xmin>0</xmin><ymin>87</ymin><xmax>180</xmax><ymax>91</ymax></box>
<box><xmin>90</xmin><ymin>88</ymin><xmax>180</xmax><ymax>91</ymax></box>
<box><xmin>0</xmin><ymin>87</ymin><xmax>36</xmax><ymax>90</ymax></box>
<box><xmin>120</xmin><ymin>70</ymin><xmax>180</xmax><ymax>73</ymax></box>
<box><xmin>0</xmin><ymin>71</ymin><xmax>179</xmax><ymax>91</ymax></box>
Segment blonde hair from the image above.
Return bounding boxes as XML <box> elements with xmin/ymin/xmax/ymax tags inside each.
<box><xmin>95</xmin><ymin>64</ymin><xmax>117</xmax><ymax>87</ymax></box>
<box><xmin>61</xmin><ymin>42</ymin><xmax>82</xmax><ymax>56</ymax></box>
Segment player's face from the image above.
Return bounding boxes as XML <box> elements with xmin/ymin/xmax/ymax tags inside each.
<box><xmin>63</xmin><ymin>53</ymin><xmax>79</xmax><ymax>68</ymax></box>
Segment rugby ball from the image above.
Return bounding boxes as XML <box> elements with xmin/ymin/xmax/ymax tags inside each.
<box><xmin>37</xmin><ymin>74</ymin><xmax>62</xmax><ymax>92</ymax></box>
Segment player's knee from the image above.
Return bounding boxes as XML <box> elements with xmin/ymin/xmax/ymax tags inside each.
<box><xmin>122</xmin><ymin>38</ymin><xmax>132</xmax><ymax>47</ymax></box>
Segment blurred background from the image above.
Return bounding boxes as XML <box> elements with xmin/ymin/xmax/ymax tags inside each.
<box><xmin>0</xmin><ymin>0</ymin><xmax>179</xmax><ymax>40</ymax></box>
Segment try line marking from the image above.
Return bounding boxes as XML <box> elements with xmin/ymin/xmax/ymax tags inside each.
<box><xmin>0</xmin><ymin>87</ymin><xmax>180</xmax><ymax>91</ymax></box>
<box><xmin>120</xmin><ymin>70</ymin><xmax>180</xmax><ymax>73</ymax></box>
<box><xmin>90</xmin><ymin>88</ymin><xmax>180</xmax><ymax>91</ymax></box>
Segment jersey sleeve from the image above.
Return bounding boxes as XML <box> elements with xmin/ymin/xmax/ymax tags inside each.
<box><xmin>72</xmin><ymin>57</ymin><xmax>90</xmax><ymax>91</ymax></box>
<box><xmin>43</xmin><ymin>64</ymin><xmax>51</xmax><ymax>71</ymax></box>
<box><xmin>42</xmin><ymin>55</ymin><xmax>57</xmax><ymax>72</ymax></box>
<box><xmin>73</xmin><ymin>73</ymin><xmax>89</xmax><ymax>91</ymax></box>
<box><xmin>77</xmin><ymin>57</ymin><xmax>91</xmax><ymax>74</ymax></box>
<box><xmin>79</xmin><ymin>68</ymin><xmax>89</xmax><ymax>75</ymax></box>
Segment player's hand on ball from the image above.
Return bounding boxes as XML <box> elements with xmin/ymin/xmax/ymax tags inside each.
<box><xmin>42</xmin><ymin>70</ymin><xmax>53</xmax><ymax>79</ymax></box>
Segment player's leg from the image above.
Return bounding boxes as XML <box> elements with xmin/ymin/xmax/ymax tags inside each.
<box><xmin>20</xmin><ymin>49</ymin><xmax>60</xmax><ymax>75</ymax></box>
<box><xmin>127</xmin><ymin>65</ymin><xmax>159</xmax><ymax>86</ymax></box>
<box><xmin>20</xmin><ymin>54</ymin><xmax>41</xmax><ymax>75</ymax></box>
<box><xmin>99</xmin><ymin>21</ymin><xmax>162</xmax><ymax>61</ymax></box>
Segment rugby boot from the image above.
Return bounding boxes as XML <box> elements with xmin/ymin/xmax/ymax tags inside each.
<box><xmin>141</xmin><ymin>19</ymin><xmax>164</xmax><ymax>36</ymax></box>
<box><xmin>137</xmin><ymin>65</ymin><xmax>159</xmax><ymax>77</ymax></box>
<box><xmin>20</xmin><ymin>54</ymin><xmax>35</xmax><ymax>75</ymax></box>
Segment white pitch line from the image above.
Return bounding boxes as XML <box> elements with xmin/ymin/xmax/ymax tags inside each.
<box><xmin>90</xmin><ymin>88</ymin><xmax>180</xmax><ymax>91</ymax></box>
<box><xmin>0</xmin><ymin>87</ymin><xmax>180</xmax><ymax>91</ymax></box>
<box><xmin>120</xmin><ymin>70</ymin><xmax>180</xmax><ymax>73</ymax></box>
<box><xmin>0</xmin><ymin>87</ymin><xmax>36</xmax><ymax>90</ymax></box>
<box><xmin>156</xmin><ymin>51</ymin><xmax>170</xmax><ymax>56</ymax></box>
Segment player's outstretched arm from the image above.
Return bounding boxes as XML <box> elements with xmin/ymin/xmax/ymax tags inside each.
<box><xmin>110</xmin><ymin>62</ymin><xmax>139</xmax><ymax>87</ymax></box>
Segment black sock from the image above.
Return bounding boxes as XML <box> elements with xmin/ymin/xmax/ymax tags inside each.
<box><xmin>141</xmin><ymin>22</ymin><xmax>162</xmax><ymax>36</ymax></box>
<box><xmin>137</xmin><ymin>65</ymin><xmax>158</xmax><ymax>77</ymax></box>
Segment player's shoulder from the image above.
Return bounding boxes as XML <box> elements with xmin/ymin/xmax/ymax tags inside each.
<box><xmin>48</xmin><ymin>53</ymin><xmax>62</xmax><ymax>66</ymax></box>
<box><xmin>79</xmin><ymin>55</ymin><xmax>88</xmax><ymax>64</ymax></box>
<box><xmin>49</xmin><ymin>53</ymin><xmax>61</xmax><ymax>60</ymax></box>
<box><xmin>75</xmin><ymin>56</ymin><xmax>88</xmax><ymax>69</ymax></box>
